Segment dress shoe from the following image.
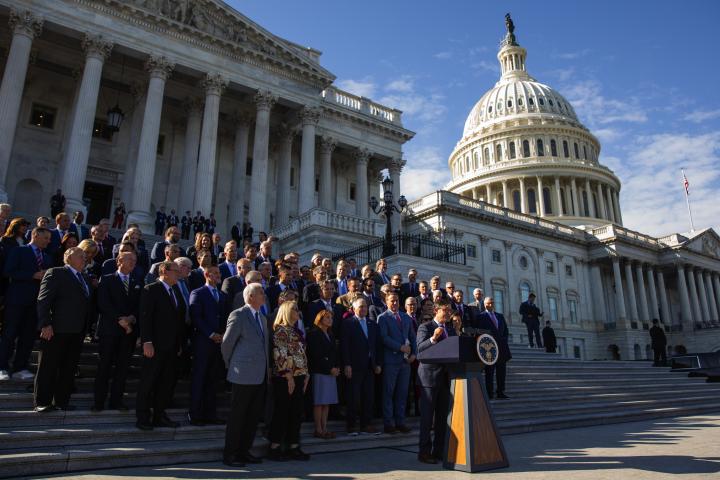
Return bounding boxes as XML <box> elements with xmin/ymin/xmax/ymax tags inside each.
<box><xmin>136</xmin><ymin>420</ymin><xmax>154</xmax><ymax>431</ymax></box>
<box><xmin>496</xmin><ymin>393</ymin><xmax>509</xmax><ymax>399</ymax></box>
<box><xmin>187</xmin><ymin>413</ymin><xmax>205</xmax><ymax>426</ymax></box>
<box><xmin>241</xmin><ymin>453</ymin><xmax>263</xmax><ymax>464</ymax></box>
<box><xmin>34</xmin><ymin>405</ymin><xmax>55</xmax><ymax>413</ymax></box>
<box><xmin>313</xmin><ymin>431</ymin><xmax>326</xmax><ymax>439</ymax></box>
<box><xmin>346</xmin><ymin>426</ymin><xmax>358</xmax><ymax>436</ymax></box>
<box><xmin>383</xmin><ymin>425</ymin><xmax>397</xmax><ymax>434</ymax></box>
<box><xmin>55</xmin><ymin>405</ymin><xmax>76</xmax><ymax>411</ymax></box>
<box><xmin>396</xmin><ymin>424</ymin><xmax>412</xmax><ymax>434</ymax></box>
<box><xmin>153</xmin><ymin>415</ymin><xmax>180</xmax><ymax>428</ymax></box>
<box><xmin>418</xmin><ymin>452</ymin><xmax>438</xmax><ymax>464</ymax></box>
<box><xmin>287</xmin><ymin>447</ymin><xmax>310</xmax><ymax>461</ymax></box>
<box><xmin>222</xmin><ymin>458</ymin><xmax>246</xmax><ymax>467</ymax></box>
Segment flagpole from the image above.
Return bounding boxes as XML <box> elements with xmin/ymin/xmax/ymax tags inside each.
<box><xmin>681</xmin><ymin>168</ymin><xmax>695</xmax><ymax>232</ymax></box>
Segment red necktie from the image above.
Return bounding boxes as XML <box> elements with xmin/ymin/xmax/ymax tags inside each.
<box><xmin>395</xmin><ymin>313</ymin><xmax>402</xmax><ymax>329</ymax></box>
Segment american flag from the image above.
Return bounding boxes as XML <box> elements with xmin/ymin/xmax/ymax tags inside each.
<box><xmin>683</xmin><ymin>172</ymin><xmax>690</xmax><ymax>195</ymax></box>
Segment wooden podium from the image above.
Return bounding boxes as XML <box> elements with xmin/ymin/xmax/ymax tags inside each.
<box><xmin>418</xmin><ymin>335</ymin><xmax>509</xmax><ymax>472</ymax></box>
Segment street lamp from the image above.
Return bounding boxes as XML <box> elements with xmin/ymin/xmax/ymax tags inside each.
<box><xmin>369</xmin><ymin>176</ymin><xmax>407</xmax><ymax>257</ymax></box>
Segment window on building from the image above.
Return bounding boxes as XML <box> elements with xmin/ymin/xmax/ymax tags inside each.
<box><xmin>467</xmin><ymin>244</ymin><xmax>477</xmax><ymax>258</ymax></box>
<box><xmin>495</xmin><ymin>144</ymin><xmax>502</xmax><ymax>162</ymax></box>
<box><xmin>488</xmin><ymin>105</ymin><xmax>493</xmax><ymax>113</ymax></box>
<box><xmin>493</xmin><ymin>288</ymin><xmax>505</xmax><ymax>314</ymax></box>
<box><xmin>507</xmin><ymin>99</ymin><xmax>513</xmax><ymax>108</ymax></box>
<box><xmin>520</xmin><ymin>281</ymin><xmax>531</xmax><ymax>301</ymax></box>
<box><xmin>473</xmin><ymin>151</ymin><xmax>479</xmax><ymax>169</ymax></box>
<box><xmin>512</xmin><ymin>190</ymin><xmax>521</xmax><ymax>212</ymax></box>
<box><xmin>29</xmin><ymin>104</ymin><xmax>56</xmax><ymax>129</ymax></box>
<box><xmin>582</xmin><ymin>190</ymin><xmax>590</xmax><ymax>216</ymax></box>
<box><xmin>583</xmin><ymin>145</ymin><xmax>588</xmax><ymax>160</ymax></box>
<box><xmin>92</xmin><ymin>118</ymin><xmax>114</xmax><ymax>141</ymax></box>
<box><xmin>550</xmin><ymin>139</ymin><xmax>558</xmax><ymax>156</ymax></box>
<box><xmin>522</xmin><ymin>140</ymin><xmax>530</xmax><ymax>158</ymax></box>
<box><xmin>156</xmin><ymin>135</ymin><xmax>165</xmax><ymax>156</ymax></box>
<box><xmin>518</xmin><ymin>97</ymin><xmax>524</xmax><ymax>106</ymax></box>
<box><xmin>548</xmin><ymin>297</ymin><xmax>558</xmax><ymax>322</ymax></box>
<box><xmin>528</xmin><ymin>188</ymin><xmax>537</xmax><ymax>214</ymax></box>
<box><xmin>548</xmin><ymin>99</ymin><xmax>554</xmax><ymax>106</ymax></box>
<box><xmin>349</xmin><ymin>182</ymin><xmax>356</xmax><ymax>201</ymax></box>
<box><xmin>509</xmin><ymin>141</ymin><xmax>516</xmax><ymax>159</ymax></box>
<box><xmin>563</xmin><ymin>140</ymin><xmax>569</xmax><ymax>158</ymax></box>
<box><xmin>565</xmin><ymin>264</ymin><xmax>573</xmax><ymax>277</ymax></box>
<box><xmin>519</xmin><ymin>256</ymin><xmax>528</xmax><ymax>269</ymax></box>
<box><xmin>492</xmin><ymin>249</ymin><xmax>502</xmax><ymax>263</ymax></box>
<box><xmin>543</xmin><ymin>187</ymin><xmax>553</xmax><ymax>214</ymax></box>
<box><xmin>465</xmin><ymin>155</ymin><xmax>471</xmax><ymax>172</ymax></box>
<box><xmin>574</xmin><ymin>142</ymin><xmax>579</xmax><ymax>158</ymax></box>
<box><xmin>568</xmin><ymin>299</ymin><xmax>578</xmax><ymax>324</ymax></box>
<box><xmin>246</xmin><ymin>157</ymin><xmax>253</xmax><ymax>176</ymax></box>
<box><xmin>573</xmin><ymin>344</ymin><xmax>582</xmax><ymax>359</ymax></box>
<box><xmin>559</xmin><ymin>188</ymin><xmax>567</xmax><ymax>214</ymax></box>
<box><xmin>538</xmin><ymin>97</ymin><xmax>545</xmax><ymax>106</ymax></box>
<box><xmin>529</xmin><ymin>97</ymin><xmax>535</xmax><ymax>106</ymax></box>
<box><xmin>536</xmin><ymin>139</ymin><xmax>544</xmax><ymax>156</ymax></box>
<box><xmin>290</xmin><ymin>167</ymin><xmax>295</xmax><ymax>187</ymax></box>
<box><xmin>315</xmin><ymin>175</ymin><xmax>320</xmax><ymax>193</ymax></box>
<box><xmin>483</xmin><ymin>147</ymin><xmax>490</xmax><ymax>165</ymax></box>
<box><xmin>546</xmin><ymin>260</ymin><xmax>555</xmax><ymax>274</ymax></box>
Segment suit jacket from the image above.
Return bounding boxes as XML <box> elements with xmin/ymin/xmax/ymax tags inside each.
<box><xmin>469</xmin><ymin>300</ymin><xmax>485</xmax><ymax>320</ymax></box>
<box><xmin>47</xmin><ymin>228</ymin><xmax>67</xmax><ymax>256</ymax></box>
<box><xmin>189</xmin><ymin>285</ymin><xmax>229</xmax><ymax>340</ymax></box>
<box><xmin>218</xmin><ymin>261</ymin><xmax>237</xmax><ymax>283</ymax></box>
<box><xmin>96</xmin><ymin>271</ymin><xmax>143</xmax><ymax>337</ymax></box>
<box><xmin>306</xmin><ymin>298</ymin><xmax>345</xmax><ymax>338</ymax></box>
<box><xmin>416</xmin><ymin>319</ymin><xmax>456</xmax><ymax>387</ymax></box>
<box><xmin>307</xmin><ymin>328</ymin><xmax>338</xmax><ymax>375</ymax></box>
<box><xmin>377</xmin><ymin>309</ymin><xmax>417</xmax><ymax>365</ymax></box>
<box><xmin>37</xmin><ymin>266</ymin><xmax>93</xmax><ymax>334</ymax></box>
<box><xmin>453</xmin><ymin>302</ymin><xmax>473</xmax><ymax>329</ymax></box>
<box><xmin>400</xmin><ymin>282</ymin><xmax>419</xmax><ymax>304</ymax></box>
<box><xmin>519</xmin><ymin>301</ymin><xmax>543</xmax><ymax>325</ymax></box>
<box><xmin>230</xmin><ymin>225</ymin><xmax>241</xmax><ymax>244</ymax></box>
<box><xmin>363</xmin><ymin>292</ymin><xmax>384</xmax><ymax>310</ymax></box>
<box><xmin>221</xmin><ymin>305</ymin><xmax>269</xmax><ymax>385</ymax></box>
<box><xmin>341</xmin><ymin>315</ymin><xmax>382</xmax><ymax>371</ymax></box>
<box><xmin>266</xmin><ymin>282</ymin><xmax>297</xmax><ymax>312</ymax></box>
<box><xmin>302</xmin><ymin>282</ymin><xmax>321</xmax><ymax>306</ymax></box>
<box><xmin>139</xmin><ymin>281</ymin><xmax>186</xmax><ymax>352</ymax></box>
<box><xmin>4</xmin><ymin>244</ymin><xmax>51</xmax><ymax>306</ymax></box>
<box><xmin>221</xmin><ymin>275</ymin><xmax>246</xmax><ymax>309</ymax></box>
<box><xmin>150</xmin><ymin>240</ymin><xmax>185</xmax><ymax>265</ymax></box>
<box><xmin>188</xmin><ymin>268</ymin><xmax>205</xmax><ymax>292</ymax></box>
<box><xmin>369</xmin><ymin>304</ymin><xmax>386</xmax><ymax>323</ymax></box>
<box><xmin>71</xmin><ymin>223</ymin><xmax>89</xmax><ymax>241</ymax></box>
<box><xmin>476</xmin><ymin>311</ymin><xmax>512</xmax><ymax>362</ymax></box>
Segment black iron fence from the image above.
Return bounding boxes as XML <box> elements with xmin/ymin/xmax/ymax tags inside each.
<box><xmin>331</xmin><ymin>233</ymin><xmax>466</xmax><ymax>265</ymax></box>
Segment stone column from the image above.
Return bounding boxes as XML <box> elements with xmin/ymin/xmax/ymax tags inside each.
<box><xmin>227</xmin><ymin>111</ymin><xmax>252</xmax><ymax>227</ymax></box>
<box><xmin>713</xmin><ymin>274</ymin><xmax>720</xmax><ymax>319</ymax></box>
<box><xmin>192</xmin><ymin>73</ymin><xmax>227</xmax><ymax>216</ymax></box>
<box><xmin>274</xmin><ymin>125</ymin><xmax>295</xmax><ymax>226</ymax></box>
<box><xmin>298</xmin><ymin>106</ymin><xmax>320</xmax><ymax>214</ymax></box>
<box><xmin>646</xmin><ymin>266</ymin><xmax>661</xmax><ymax>321</ymax></box>
<box><xmin>388</xmin><ymin>157</ymin><xmax>405</xmax><ymax>232</ymax></box>
<box><xmin>485</xmin><ymin>183</ymin><xmax>492</xmax><ymax>205</ymax></box>
<box><xmin>634</xmin><ymin>262</ymin><xmax>650</xmax><ymax>324</ymax></box>
<box><xmin>570</xmin><ymin>178</ymin><xmax>579</xmax><ymax>216</ymax></box>
<box><xmin>248</xmin><ymin>90</ymin><xmax>277</xmax><ymax>237</ymax></box>
<box><xmin>519</xmin><ymin>177</ymin><xmax>527</xmax><ymax>213</ymax></box>
<box><xmin>623</xmin><ymin>260</ymin><xmax>639</xmax><ymax>325</ymax></box>
<box><xmin>126</xmin><ymin>56</ymin><xmax>174</xmax><ymax>231</ymax></box>
<box><xmin>606</xmin><ymin>188</ymin><xmax>617</xmax><ymax>223</ymax></box>
<box><xmin>611</xmin><ymin>257</ymin><xmax>628</xmax><ymax>327</ymax></box>
<box><xmin>120</xmin><ymin>83</ymin><xmax>146</xmax><ymax>205</ymax></box>
<box><xmin>656</xmin><ymin>271</ymin><xmax>672</xmax><ymax>325</ymax></box>
<box><xmin>687</xmin><ymin>267</ymin><xmax>702</xmax><ymax>325</ymax></box>
<box><xmin>60</xmin><ymin>34</ymin><xmax>113</xmax><ymax>215</ymax></box>
<box><xmin>585</xmin><ymin>179</ymin><xmax>596</xmax><ymax>217</ymax></box>
<box><xmin>536</xmin><ymin>176</ymin><xmax>545</xmax><ymax>217</ymax></box>
<box><xmin>0</xmin><ymin>10</ymin><xmax>43</xmax><ymax>202</ymax></box>
<box><xmin>590</xmin><ymin>263</ymin><xmax>607</xmax><ymax>323</ymax></box>
<box><xmin>696</xmin><ymin>270</ymin><xmax>711</xmax><ymax>324</ymax></box>
<box><xmin>502</xmin><ymin>180</ymin><xmax>509</xmax><ymax>208</ymax></box>
<box><xmin>318</xmin><ymin>136</ymin><xmax>336</xmax><ymax>210</ymax></box>
<box><xmin>704</xmin><ymin>271</ymin><xmax>719</xmax><ymax>322</ymax></box>
<box><xmin>177</xmin><ymin>98</ymin><xmax>203</xmax><ymax>216</ymax></box>
<box><xmin>554</xmin><ymin>177</ymin><xmax>563</xmax><ymax>217</ymax></box>
<box><xmin>613</xmin><ymin>189</ymin><xmax>623</xmax><ymax>225</ymax></box>
<box><xmin>676</xmin><ymin>264</ymin><xmax>694</xmax><ymax>328</ymax></box>
<box><xmin>596</xmin><ymin>183</ymin><xmax>607</xmax><ymax>219</ymax></box>
<box><xmin>354</xmin><ymin>148</ymin><xmax>371</xmax><ymax>218</ymax></box>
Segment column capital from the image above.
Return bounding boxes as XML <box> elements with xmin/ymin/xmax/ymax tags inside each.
<box><xmin>145</xmin><ymin>55</ymin><xmax>175</xmax><ymax>80</ymax></box>
<box><xmin>200</xmin><ymin>73</ymin><xmax>228</xmax><ymax>96</ymax></box>
<box><xmin>183</xmin><ymin>97</ymin><xmax>204</xmax><ymax>117</ymax></box>
<box><xmin>479</xmin><ymin>235</ymin><xmax>490</xmax><ymax>244</ymax></box>
<box><xmin>299</xmin><ymin>106</ymin><xmax>321</xmax><ymax>126</ymax></box>
<box><xmin>129</xmin><ymin>80</ymin><xmax>147</xmax><ymax>101</ymax></box>
<box><xmin>503</xmin><ymin>240</ymin><xmax>513</xmax><ymax>250</ymax></box>
<box><xmin>81</xmin><ymin>34</ymin><xmax>113</xmax><ymax>61</ymax></box>
<box><xmin>230</xmin><ymin>110</ymin><xmax>254</xmax><ymax>127</ymax></box>
<box><xmin>9</xmin><ymin>9</ymin><xmax>43</xmax><ymax>39</ymax></box>
<box><xmin>320</xmin><ymin>136</ymin><xmax>337</xmax><ymax>155</ymax></box>
<box><xmin>388</xmin><ymin>157</ymin><xmax>406</xmax><ymax>174</ymax></box>
<box><xmin>274</xmin><ymin>122</ymin><xmax>297</xmax><ymax>144</ymax></box>
<box><xmin>353</xmin><ymin>147</ymin><xmax>372</xmax><ymax>164</ymax></box>
<box><xmin>254</xmin><ymin>89</ymin><xmax>277</xmax><ymax>111</ymax></box>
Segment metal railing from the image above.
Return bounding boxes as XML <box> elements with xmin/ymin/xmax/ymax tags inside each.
<box><xmin>331</xmin><ymin>233</ymin><xmax>466</xmax><ymax>266</ymax></box>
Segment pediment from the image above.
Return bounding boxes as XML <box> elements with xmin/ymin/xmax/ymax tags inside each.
<box><xmin>684</xmin><ymin>228</ymin><xmax>720</xmax><ymax>259</ymax></box>
<box><xmin>95</xmin><ymin>0</ymin><xmax>336</xmax><ymax>86</ymax></box>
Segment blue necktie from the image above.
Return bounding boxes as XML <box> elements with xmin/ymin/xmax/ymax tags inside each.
<box><xmin>255</xmin><ymin>311</ymin><xmax>265</xmax><ymax>341</ymax></box>
<box><xmin>76</xmin><ymin>272</ymin><xmax>88</xmax><ymax>296</ymax></box>
<box><xmin>359</xmin><ymin>318</ymin><xmax>368</xmax><ymax>338</ymax></box>
<box><xmin>211</xmin><ymin>287</ymin><xmax>219</xmax><ymax>302</ymax></box>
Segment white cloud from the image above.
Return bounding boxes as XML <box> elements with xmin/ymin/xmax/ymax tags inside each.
<box><xmin>433</xmin><ymin>51</ymin><xmax>453</xmax><ymax>60</ymax></box>
<box><xmin>385</xmin><ymin>77</ymin><xmax>414</xmax><ymax>93</ymax></box>
<box><xmin>335</xmin><ymin>78</ymin><xmax>376</xmax><ymax>98</ymax></box>
<box><xmin>468</xmin><ymin>46</ymin><xmax>489</xmax><ymax>56</ymax></box>
<box><xmin>472</xmin><ymin>60</ymin><xmax>499</xmax><ymax>74</ymax></box>
<box><xmin>683</xmin><ymin>109</ymin><xmax>720</xmax><ymax>123</ymax></box>
<box><xmin>379</xmin><ymin>77</ymin><xmax>447</xmax><ymax>125</ymax></box>
<box><xmin>561</xmin><ymin>80</ymin><xmax>647</xmax><ymax>127</ymax></box>
<box><xmin>593</xmin><ymin>128</ymin><xmax>624</xmax><ymax>143</ymax></box>
<box><xmin>553</xmin><ymin>49</ymin><xmax>591</xmax><ymax>60</ymax></box>
<box><xmin>399</xmin><ymin>145</ymin><xmax>450</xmax><ymax>200</ymax></box>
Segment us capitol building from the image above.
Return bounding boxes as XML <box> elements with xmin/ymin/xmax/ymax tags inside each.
<box><xmin>1</xmin><ymin>1</ymin><xmax>719</xmax><ymax>360</ymax></box>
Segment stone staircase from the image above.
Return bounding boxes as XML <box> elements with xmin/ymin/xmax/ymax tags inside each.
<box><xmin>1</xmin><ymin>343</ymin><xmax>719</xmax><ymax>478</ymax></box>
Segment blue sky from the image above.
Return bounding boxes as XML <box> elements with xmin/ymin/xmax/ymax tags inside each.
<box><xmin>230</xmin><ymin>0</ymin><xmax>720</xmax><ymax>236</ymax></box>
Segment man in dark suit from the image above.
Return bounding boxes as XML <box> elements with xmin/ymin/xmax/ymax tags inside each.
<box><xmin>90</xmin><ymin>225</ymin><xmax>112</xmax><ymax>263</ymax></box>
<box><xmin>400</xmin><ymin>268</ymin><xmax>419</xmax><ymax>307</ymax></box>
<box><xmin>0</xmin><ymin>228</ymin><xmax>51</xmax><ymax>382</ymax></box>
<box><xmin>542</xmin><ymin>321</ymin><xmax>557</xmax><ymax>353</ymax></box>
<box><xmin>221</xmin><ymin>258</ymin><xmax>252</xmax><ymax>309</ymax></box>
<box><xmin>135</xmin><ymin>261</ymin><xmax>187</xmax><ymax>430</ymax></box>
<box><xmin>477</xmin><ymin>296</ymin><xmax>511</xmax><ymax>399</ymax></box>
<box><xmin>341</xmin><ymin>297</ymin><xmax>382</xmax><ymax>434</ymax></box>
<box><xmin>254</xmin><ymin>240</ymin><xmax>275</xmax><ymax>273</ymax></box>
<box><xmin>452</xmin><ymin>289</ymin><xmax>473</xmax><ymax>329</ymax></box>
<box><xmin>150</xmin><ymin>226</ymin><xmax>184</xmax><ymax>265</ymax></box>
<box><xmin>154</xmin><ymin>207</ymin><xmax>167</xmax><ymax>236</ymax></box>
<box><xmin>649</xmin><ymin>319</ymin><xmax>667</xmax><ymax>366</ymax></box>
<box><xmin>362</xmin><ymin>277</ymin><xmax>384</xmax><ymax>310</ymax></box>
<box><xmin>166</xmin><ymin>209</ymin><xmax>179</xmax><ymax>227</ymax></box>
<box><xmin>93</xmin><ymin>251</ymin><xmax>143</xmax><ymax>411</ymax></box>
<box><xmin>301</xmin><ymin>266</ymin><xmax>327</xmax><ymax>307</ymax></box>
<box><xmin>306</xmin><ymin>280</ymin><xmax>344</xmax><ymax>337</ymax></box>
<box><xmin>415</xmin><ymin>280</ymin><xmax>431</xmax><ymax>304</ymax></box>
<box><xmin>47</xmin><ymin>212</ymin><xmax>72</xmax><ymax>256</ymax></box>
<box><xmin>71</xmin><ymin>211</ymin><xmax>89</xmax><ymax>241</ymax></box>
<box><xmin>34</xmin><ymin>247</ymin><xmax>93</xmax><ymax>411</ymax></box>
<box><xmin>146</xmin><ymin>243</ymin><xmax>182</xmax><ymax>284</ymax></box>
<box><xmin>218</xmin><ymin>242</ymin><xmax>239</xmax><ymax>283</ymax></box>
<box><xmin>230</xmin><ymin>222</ymin><xmax>241</xmax><ymax>245</ymax></box>
<box><xmin>519</xmin><ymin>293</ymin><xmax>543</xmax><ymax>348</ymax></box>
<box><xmin>180</xmin><ymin>211</ymin><xmax>192</xmax><ymax>240</ymax></box>
<box><xmin>188</xmin><ymin>265</ymin><xmax>228</xmax><ymax>425</ymax></box>
<box><xmin>468</xmin><ymin>288</ymin><xmax>485</xmax><ymax>319</ymax></box>
<box><xmin>266</xmin><ymin>265</ymin><xmax>297</xmax><ymax>312</ymax></box>
<box><xmin>193</xmin><ymin>211</ymin><xmax>204</xmax><ymax>235</ymax></box>
<box><xmin>416</xmin><ymin>298</ymin><xmax>455</xmax><ymax>464</ymax></box>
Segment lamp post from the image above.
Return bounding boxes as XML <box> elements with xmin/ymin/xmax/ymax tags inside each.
<box><xmin>369</xmin><ymin>175</ymin><xmax>407</xmax><ymax>257</ymax></box>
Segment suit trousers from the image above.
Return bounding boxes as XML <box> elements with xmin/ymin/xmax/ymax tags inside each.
<box><xmin>94</xmin><ymin>333</ymin><xmax>136</xmax><ymax>408</ymax></box>
<box><xmin>346</xmin><ymin>363</ymin><xmax>374</xmax><ymax>428</ymax></box>
<box><xmin>484</xmin><ymin>361</ymin><xmax>507</xmax><ymax>395</ymax></box>
<box><xmin>135</xmin><ymin>349</ymin><xmax>177</xmax><ymax>422</ymax></box>
<box><xmin>525</xmin><ymin>320</ymin><xmax>542</xmax><ymax>347</ymax></box>
<box><xmin>419</xmin><ymin>384</ymin><xmax>450</xmax><ymax>456</ymax></box>
<box><xmin>224</xmin><ymin>382</ymin><xmax>266</xmax><ymax>461</ymax></box>
<box><xmin>653</xmin><ymin>347</ymin><xmax>667</xmax><ymax>365</ymax></box>
<box><xmin>382</xmin><ymin>362</ymin><xmax>410</xmax><ymax>427</ymax></box>
<box><xmin>189</xmin><ymin>338</ymin><xmax>223</xmax><ymax>420</ymax></box>
<box><xmin>34</xmin><ymin>333</ymin><xmax>84</xmax><ymax>407</ymax></box>
<box><xmin>269</xmin><ymin>375</ymin><xmax>306</xmax><ymax>446</ymax></box>
<box><xmin>0</xmin><ymin>303</ymin><xmax>38</xmax><ymax>372</ymax></box>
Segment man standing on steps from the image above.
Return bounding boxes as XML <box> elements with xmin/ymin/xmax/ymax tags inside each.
<box><xmin>477</xmin><ymin>296</ymin><xmax>511</xmax><ymax>400</ymax></box>
<box><xmin>519</xmin><ymin>293</ymin><xmax>543</xmax><ymax>348</ymax></box>
<box><xmin>542</xmin><ymin>321</ymin><xmax>557</xmax><ymax>353</ymax></box>
<box><xmin>649</xmin><ymin>319</ymin><xmax>667</xmax><ymax>367</ymax></box>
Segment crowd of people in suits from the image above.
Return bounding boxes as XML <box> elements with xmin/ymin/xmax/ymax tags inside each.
<box><xmin>0</xmin><ymin>201</ymin><xmax>514</xmax><ymax>467</ymax></box>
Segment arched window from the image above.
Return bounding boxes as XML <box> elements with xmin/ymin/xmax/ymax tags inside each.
<box><xmin>563</xmin><ymin>140</ymin><xmax>569</xmax><ymax>158</ymax></box>
<box><xmin>543</xmin><ymin>187</ymin><xmax>553</xmax><ymax>214</ymax></box>
<box><xmin>518</xmin><ymin>97</ymin><xmax>524</xmax><ymax>106</ymax></box>
<box><xmin>488</xmin><ymin>105</ymin><xmax>493</xmax><ymax>113</ymax></box>
<box><xmin>507</xmin><ymin>99</ymin><xmax>513</xmax><ymax>108</ymax></box>
<box><xmin>483</xmin><ymin>147</ymin><xmax>490</xmax><ymax>166</ymax></box>
<box><xmin>550</xmin><ymin>139</ymin><xmax>558</xmax><ymax>156</ymax></box>
<box><xmin>509</xmin><ymin>141</ymin><xmax>516</xmax><ymax>159</ymax></box>
<box><xmin>520</xmin><ymin>281</ymin><xmax>531</xmax><ymax>303</ymax></box>
<box><xmin>495</xmin><ymin>144</ymin><xmax>503</xmax><ymax>162</ymax></box>
<box><xmin>574</xmin><ymin>142</ymin><xmax>580</xmax><ymax>158</ymax></box>
<box><xmin>583</xmin><ymin>145</ymin><xmax>588</xmax><ymax>160</ymax></box>
<box><xmin>536</xmin><ymin>139</ymin><xmax>544</xmax><ymax>156</ymax></box>
<box><xmin>465</xmin><ymin>155</ymin><xmax>471</xmax><ymax>172</ymax></box>
<box><xmin>559</xmin><ymin>187</ymin><xmax>567</xmax><ymax>215</ymax></box>
<box><xmin>528</xmin><ymin>188</ymin><xmax>537</xmax><ymax>214</ymax></box>
<box><xmin>538</xmin><ymin>97</ymin><xmax>545</xmax><ymax>106</ymax></box>
<box><xmin>582</xmin><ymin>190</ymin><xmax>590</xmax><ymax>216</ymax></box>
<box><xmin>522</xmin><ymin>140</ymin><xmax>530</xmax><ymax>158</ymax></box>
<box><xmin>592</xmin><ymin>193</ymin><xmax>599</xmax><ymax>216</ymax></box>
<box><xmin>473</xmin><ymin>151</ymin><xmax>479</xmax><ymax>169</ymax></box>
<box><xmin>529</xmin><ymin>97</ymin><xmax>535</xmax><ymax>106</ymax></box>
<box><xmin>512</xmin><ymin>190</ymin><xmax>522</xmax><ymax>212</ymax></box>
<box><xmin>548</xmin><ymin>99</ymin><xmax>554</xmax><ymax>106</ymax></box>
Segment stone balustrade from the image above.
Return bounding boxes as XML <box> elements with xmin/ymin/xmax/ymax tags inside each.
<box><xmin>590</xmin><ymin>224</ymin><xmax>662</xmax><ymax>248</ymax></box>
<box><xmin>271</xmin><ymin>207</ymin><xmax>385</xmax><ymax>240</ymax></box>
<box><xmin>322</xmin><ymin>86</ymin><xmax>403</xmax><ymax>126</ymax></box>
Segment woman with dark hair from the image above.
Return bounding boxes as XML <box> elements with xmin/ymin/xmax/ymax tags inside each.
<box><xmin>188</xmin><ymin>232</ymin><xmax>216</xmax><ymax>268</ymax></box>
<box><xmin>55</xmin><ymin>232</ymin><xmax>79</xmax><ymax>267</ymax></box>
<box><xmin>307</xmin><ymin>309</ymin><xmax>339</xmax><ymax>440</ymax></box>
<box><xmin>1</xmin><ymin>218</ymin><xmax>29</xmax><ymax>250</ymax></box>
<box><xmin>112</xmin><ymin>202</ymin><xmax>126</xmax><ymax>229</ymax></box>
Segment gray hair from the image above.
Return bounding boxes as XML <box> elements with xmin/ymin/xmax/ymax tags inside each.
<box><xmin>245</xmin><ymin>270</ymin><xmax>262</xmax><ymax>283</ymax></box>
<box><xmin>243</xmin><ymin>282</ymin><xmax>264</xmax><ymax>304</ymax></box>
<box><xmin>63</xmin><ymin>246</ymin><xmax>84</xmax><ymax>264</ymax></box>
<box><xmin>484</xmin><ymin>296</ymin><xmax>494</xmax><ymax>304</ymax></box>
<box><xmin>351</xmin><ymin>296</ymin><xmax>368</xmax><ymax>309</ymax></box>
<box><xmin>174</xmin><ymin>257</ymin><xmax>192</xmax><ymax>268</ymax></box>
<box><xmin>259</xmin><ymin>261</ymin><xmax>272</xmax><ymax>270</ymax></box>
<box><xmin>473</xmin><ymin>288</ymin><xmax>483</xmax><ymax>295</ymax></box>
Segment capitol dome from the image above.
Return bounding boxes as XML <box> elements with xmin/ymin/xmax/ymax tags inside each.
<box><xmin>447</xmin><ymin>16</ymin><xmax>622</xmax><ymax>228</ymax></box>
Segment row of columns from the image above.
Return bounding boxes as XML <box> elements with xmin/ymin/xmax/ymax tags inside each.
<box><xmin>468</xmin><ymin>176</ymin><xmax>622</xmax><ymax>224</ymax></box>
<box><xmin>676</xmin><ymin>264</ymin><xmax>720</xmax><ymax>329</ymax></box>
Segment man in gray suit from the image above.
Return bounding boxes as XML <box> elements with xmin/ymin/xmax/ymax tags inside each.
<box><xmin>221</xmin><ymin>283</ymin><xmax>268</xmax><ymax>467</ymax></box>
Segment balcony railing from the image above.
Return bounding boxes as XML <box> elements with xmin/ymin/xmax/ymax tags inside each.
<box><xmin>322</xmin><ymin>86</ymin><xmax>403</xmax><ymax>126</ymax></box>
<box><xmin>331</xmin><ymin>233</ymin><xmax>466</xmax><ymax>266</ymax></box>
<box><xmin>270</xmin><ymin>208</ymin><xmax>384</xmax><ymax>240</ymax></box>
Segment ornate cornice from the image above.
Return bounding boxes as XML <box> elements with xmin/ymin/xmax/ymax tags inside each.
<box><xmin>200</xmin><ymin>72</ymin><xmax>228</xmax><ymax>96</ymax></box>
<box><xmin>320</xmin><ymin>136</ymin><xmax>337</xmax><ymax>155</ymax></box>
<box><xmin>81</xmin><ymin>33</ymin><xmax>113</xmax><ymax>61</ymax></box>
<box><xmin>145</xmin><ymin>55</ymin><xmax>175</xmax><ymax>80</ymax></box>
<box><xmin>254</xmin><ymin>89</ymin><xmax>277</xmax><ymax>111</ymax></box>
<box><xmin>299</xmin><ymin>106</ymin><xmax>321</xmax><ymax>126</ymax></box>
<box><xmin>353</xmin><ymin>147</ymin><xmax>372</xmax><ymax>164</ymax></box>
<box><xmin>9</xmin><ymin>9</ymin><xmax>44</xmax><ymax>39</ymax></box>
<box><xmin>388</xmin><ymin>157</ymin><xmax>406</xmax><ymax>174</ymax></box>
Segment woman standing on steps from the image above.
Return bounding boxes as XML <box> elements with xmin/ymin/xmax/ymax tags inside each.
<box><xmin>307</xmin><ymin>309</ymin><xmax>340</xmax><ymax>440</ymax></box>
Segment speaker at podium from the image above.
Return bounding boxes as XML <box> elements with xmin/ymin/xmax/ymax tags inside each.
<box><xmin>418</xmin><ymin>334</ymin><xmax>509</xmax><ymax>472</ymax></box>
